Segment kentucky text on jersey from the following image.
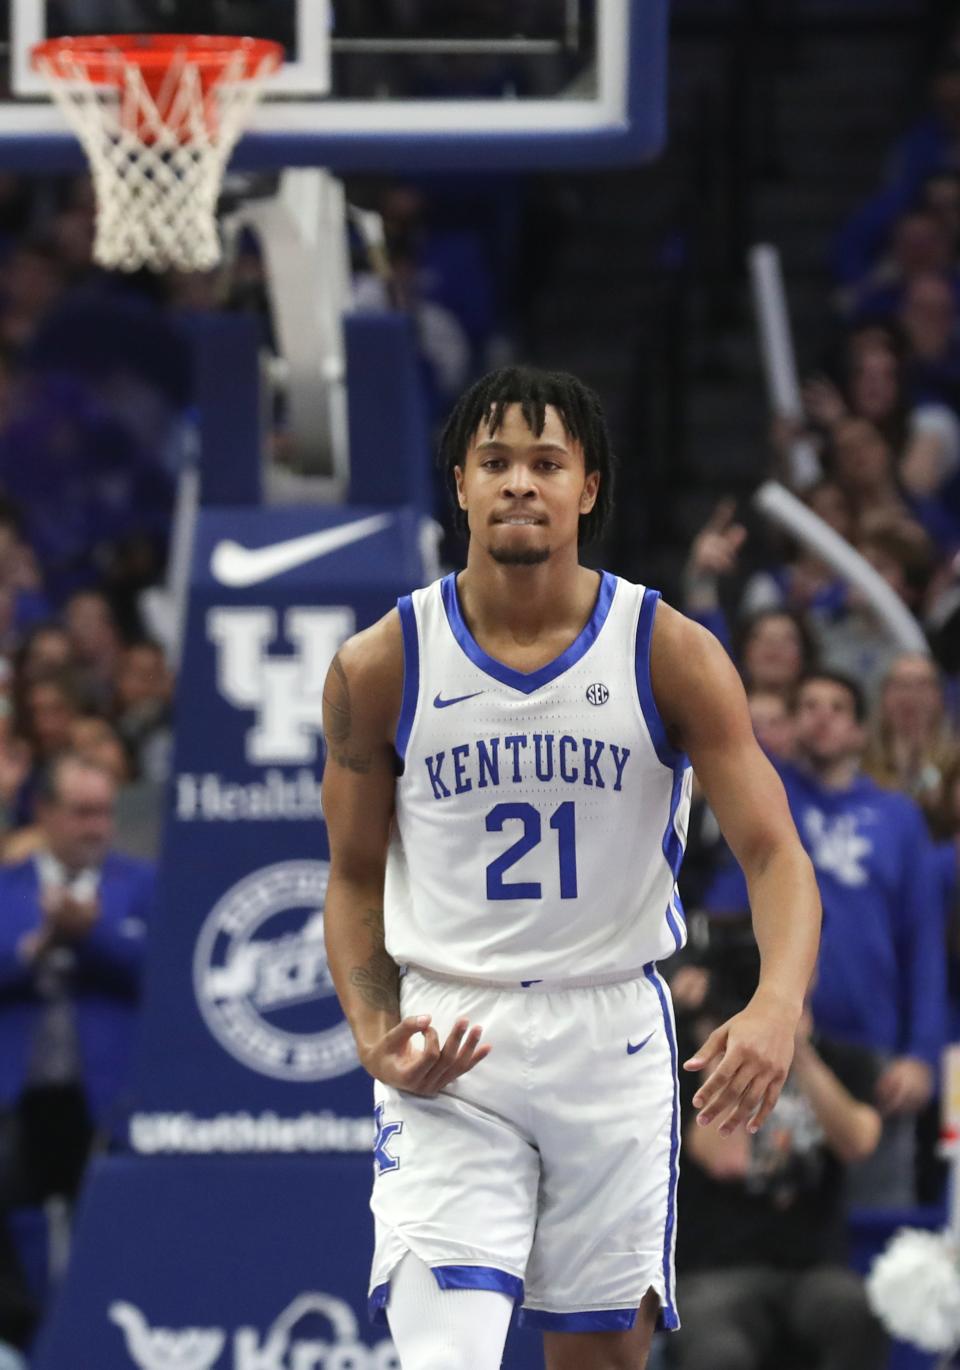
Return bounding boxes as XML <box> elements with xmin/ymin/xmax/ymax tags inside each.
<box><xmin>423</xmin><ymin>733</ymin><xmax>631</xmax><ymax>800</ymax></box>
<box><xmin>384</xmin><ymin>573</ymin><xmax>692</xmax><ymax>980</ymax></box>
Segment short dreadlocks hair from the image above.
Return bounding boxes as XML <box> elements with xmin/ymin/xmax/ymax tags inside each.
<box><xmin>437</xmin><ymin>366</ymin><xmax>616</xmax><ymax>545</ymax></box>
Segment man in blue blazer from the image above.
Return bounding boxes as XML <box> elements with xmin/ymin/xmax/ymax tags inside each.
<box><xmin>0</xmin><ymin>750</ymin><xmax>153</xmax><ymax>1201</ymax></box>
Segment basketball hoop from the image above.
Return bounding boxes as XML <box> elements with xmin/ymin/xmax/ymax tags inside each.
<box><xmin>31</xmin><ymin>35</ymin><xmax>284</xmax><ymax>273</ymax></box>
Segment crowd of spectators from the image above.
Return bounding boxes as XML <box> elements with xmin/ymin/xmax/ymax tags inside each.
<box><xmin>0</xmin><ymin>577</ymin><xmax>170</xmax><ymax>1364</ymax></box>
<box><xmin>0</xmin><ymin>163</ymin><xmax>184</xmax><ymax>1367</ymax></box>
<box><xmin>657</xmin><ymin>30</ymin><xmax>960</xmax><ymax>1370</ymax></box>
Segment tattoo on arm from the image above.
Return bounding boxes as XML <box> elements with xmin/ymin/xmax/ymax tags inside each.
<box><xmin>348</xmin><ymin>908</ymin><xmax>400</xmax><ymax>1014</ymax></box>
<box><xmin>324</xmin><ymin>655</ymin><xmax>351</xmax><ymax>742</ymax></box>
<box><xmin>323</xmin><ymin>652</ymin><xmax>374</xmax><ymax>774</ymax></box>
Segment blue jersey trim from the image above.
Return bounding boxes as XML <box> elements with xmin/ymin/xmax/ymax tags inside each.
<box><xmin>520</xmin><ymin>1306</ymin><xmax>638</xmax><ymax>1332</ymax></box>
<box><xmin>664</xmin><ymin>892</ymin><xmax>686</xmax><ymax>952</ymax></box>
<box><xmin>636</xmin><ymin>590</ymin><xmax>690</xmax><ymax>952</ymax></box>
<box><xmin>440</xmin><ymin>571</ymin><xmax>617</xmax><ymax>695</ymax></box>
<box><xmin>662</xmin><ymin>764</ymin><xmax>690</xmax><ymax>953</ymax></box>
<box><xmin>368</xmin><ymin>1265</ymin><xmax>522</xmax><ymax>1325</ymax></box>
<box><xmin>432</xmin><ymin>1264</ymin><xmax>524</xmax><ymax>1301</ymax></box>
<box><xmin>659</xmin><ymin>1305</ymin><xmax>680</xmax><ymax>1332</ymax></box>
<box><xmin>635</xmin><ymin>588</ymin><xmax>686</xmax><ymax>771</ymax></box>
<box><xmin>395</xmin><ymin>594</ymin><xmax>420</xmax><ymax>762</ymax></box>
<box><xmin>644</xmin><ymin>965</ymin><xmax>681</xmax><ymax>1330</ymax></box>
<box><xmin>368</xmin><ymin>1281</ymin><xmax>390</xmax><ymax>1325</ymax></box>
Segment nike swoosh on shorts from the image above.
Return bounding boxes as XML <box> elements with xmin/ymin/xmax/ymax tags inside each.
<box><xmin>433</xmin><ymin>691</ymin><xmax>485</xmax><ymax>708</ymax></box>
<box><xmin>626</xmin><ymin>1031</ymin><xmax>655</xmax><ymax>1055</ymax></box>
<box><xmin>210</xmin><ymin>512</ymin><xmax>394</xmax><ymax>587</ymax></box>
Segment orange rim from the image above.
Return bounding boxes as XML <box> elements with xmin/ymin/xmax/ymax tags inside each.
<box><xmin>31</xmin><ymin>34</ymin><xmax>285</xmax><ymax>86</ymax></box>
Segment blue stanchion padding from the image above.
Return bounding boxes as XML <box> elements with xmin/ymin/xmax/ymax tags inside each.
<box><xmin>345</xmin><ymin>315</ymin><xmax>432</xmax><ymax>513</ymax></box>
<box><xmin>32</xmin><ymin>1155</ymin><xmax>545</xmax><ymax>1369</ymax></box>
<box><xmin>179</xmin><ymin>315</ymin><xmax>263</xmax><ymax>507</ymax></box>
<box><xmin>129</xmin><ymin>505</ymin><xmax>424</xmax><ymax>1149</ymax></box>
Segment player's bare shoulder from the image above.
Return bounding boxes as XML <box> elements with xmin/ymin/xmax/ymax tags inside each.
<box><xmin>650</xmin><ymin>598</ymin><xmax>728</xmax><ymax>676</ymax></box>
<box><xmin>322</xmin><ymin>609</ymin><xmax>404</xmax><ymax>774</ymax></box>
<box><xmin>649</xmin><ymin>598</ymin><xmax>750</xmax><ymax>750</ymax></box>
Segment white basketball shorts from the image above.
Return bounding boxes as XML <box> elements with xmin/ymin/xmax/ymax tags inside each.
<box><xmin>369</xmin><ymin>963</ymin><xmax>681</xmax><ymax>1333</ymax></box>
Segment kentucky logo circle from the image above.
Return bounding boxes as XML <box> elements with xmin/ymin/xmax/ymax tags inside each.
<box><xmin>585</xmin><ymin>682</ymin><xmax>609</xmax><ymax>706</ymax></box>
<box><xmin>193</xmin><ymin>860</ymin><xmax>358</xmax><ymax>1081</ymax></box>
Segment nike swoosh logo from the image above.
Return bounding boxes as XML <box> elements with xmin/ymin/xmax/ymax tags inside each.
<box><xmin>626</xmin><ymin>1032</ymin><xmax>655</xmax><ymax>1055</ymax></box>
<box><xmin>433</xmin><ymin>691</ymin><xmax>484</xmax><ymax>709</ymax></box>
<box><xmin>210</xmin><ymin>513</ymin><xmax>394</xmax><ymax>587</ymax></box>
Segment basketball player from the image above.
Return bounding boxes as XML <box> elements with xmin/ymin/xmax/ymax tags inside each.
<box><xmin>322</xmin><ymin>368</ymin><xmax>821</xmax><ymax>1370</ymax></box>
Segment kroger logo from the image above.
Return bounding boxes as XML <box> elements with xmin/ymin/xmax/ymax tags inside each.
<box><xmin>207</xmin><ymin>606</ymin><xmax>355</xmax><ymax>766</ymax></box>
<box><xmin>193</xmin><ymin>861</ymin><xmax>358</xmax><ymax>1082</ymax></box>
<box><xmin>109</xmin><ymin>1291</ymin><xmax>398</xmax><ymax>1370</ymax></box>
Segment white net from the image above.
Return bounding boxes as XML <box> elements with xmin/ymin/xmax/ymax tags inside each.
<box><xmin>35</xmin><ymin>43</ymin><xmax>278</xmax><ymax>273</ymax></box>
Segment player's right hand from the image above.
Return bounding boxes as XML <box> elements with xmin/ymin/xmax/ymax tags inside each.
<box><xmin>361</xmin><ymin>1014</ymin><xmax>490</xmax><ymax>1096</ymax></box>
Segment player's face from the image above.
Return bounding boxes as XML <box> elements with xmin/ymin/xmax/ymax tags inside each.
<box><xmin>455</xmin><ymin>404</ymin><xmax>599</xmax><ymax>566</ymax></box>
<box><xmin>793</xmin><ymin>681</ymin><xmax>864</xmax><ymax>766</ymax></box>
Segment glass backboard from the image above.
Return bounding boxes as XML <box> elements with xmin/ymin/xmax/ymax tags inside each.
<box><xmin>0</xmin><ymin>0</ymin><xmax>666</xmax><ymax>172</ymax></box>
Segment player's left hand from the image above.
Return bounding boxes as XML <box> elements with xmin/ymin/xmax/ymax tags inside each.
<box><xmin>683</xmin><ymin>989</ymin><xmax>798</xmax><ymax>1135</ymax></box>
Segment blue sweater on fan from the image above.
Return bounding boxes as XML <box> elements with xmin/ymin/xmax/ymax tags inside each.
<box><xmin>703</xmin><ymin>761</ymin><xmax>946</xmax><ymax>1066</ymax></box>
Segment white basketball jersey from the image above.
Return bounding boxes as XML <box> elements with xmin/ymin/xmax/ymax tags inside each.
<box><xmin>383</xmin><ymin>572</ymin><xmax>691</xmax><ymax>983</ymax></box>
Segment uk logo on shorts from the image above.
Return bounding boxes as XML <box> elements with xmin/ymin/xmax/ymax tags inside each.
<box><xmin>193</xmin><ymin>860</ymin><xmax>359</xmax><ymax>1082</ymax></box>
<box><xmin>373</xmin><ymin>1103</ymin><xmax>403</xmax><ymax>1175</ymax></box>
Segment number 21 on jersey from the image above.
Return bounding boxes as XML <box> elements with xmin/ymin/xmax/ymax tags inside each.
<box><xmin>485</xmin><ymin>802</ymin><xmax>578</xmax><ymax>901</ymax></box>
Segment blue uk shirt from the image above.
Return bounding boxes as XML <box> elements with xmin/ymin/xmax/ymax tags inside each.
<box><xmin>704</xmin><ymin>763</ymin><xmax>947</xmax><ymax>1066</ymax></box>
